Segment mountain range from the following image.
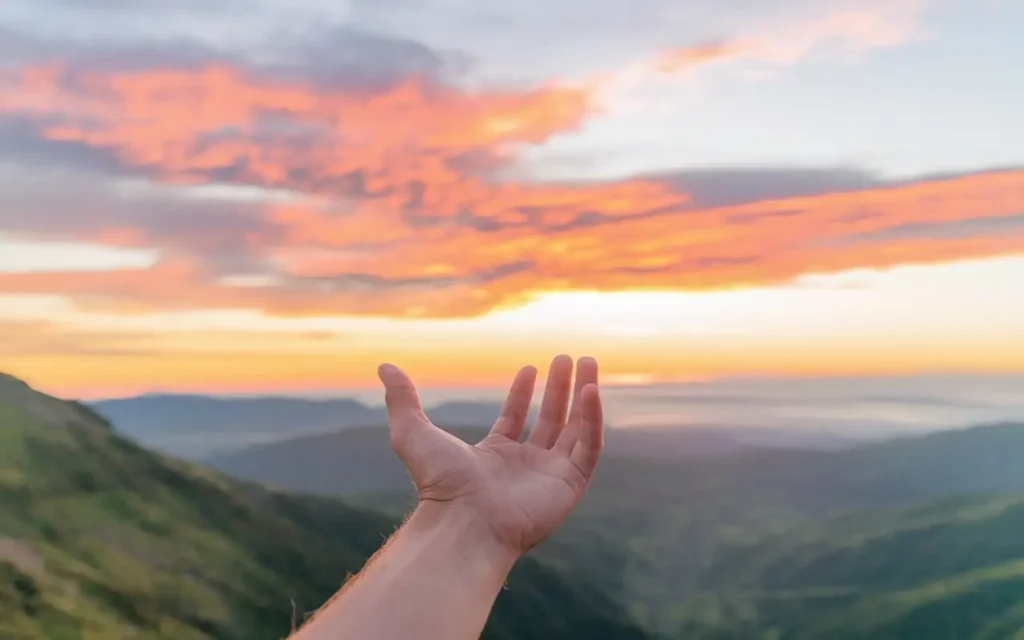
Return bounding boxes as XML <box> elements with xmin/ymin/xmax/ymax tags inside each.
<box><xmin>0</xmin><ymin>374</ymin><xmax>645</xmax><ymax>639</ymax></box>
<box><xmin>8</xmin><ymin>375</ymin><xmax>1024</xmax><ymax>638</ymax></box>
<box><xmin>92</xmin><ymin>393</ymin><xmax>854</xmax><ymax>461</ymax></box>
<box><xmin>92</xmin><ymin>395</ymin><xmax>522</xmax><ymax>458</ymax></box>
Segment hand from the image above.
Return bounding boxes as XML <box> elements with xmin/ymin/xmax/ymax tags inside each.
<box><xmin>377</xmin><ymin>355</ymin><xmax>604</xmax><ymax>555</ymax></box>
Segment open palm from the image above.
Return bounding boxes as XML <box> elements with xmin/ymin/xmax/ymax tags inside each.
<box><xmin>378</xmin><ymin>355</ymin><xmax>604</xmax><ymax>554</ymax></box>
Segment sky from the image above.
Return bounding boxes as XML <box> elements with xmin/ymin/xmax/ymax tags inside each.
<box><xmin>0</xmin><ymin>0</ymin><xmax>1023</xmax><ymax>398</ymax></box>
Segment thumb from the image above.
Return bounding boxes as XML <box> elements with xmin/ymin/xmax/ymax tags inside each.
<box><xmin>377</xmin><ymin>363</ymin><xmax>427</xmax><ymax>448</ymax></box>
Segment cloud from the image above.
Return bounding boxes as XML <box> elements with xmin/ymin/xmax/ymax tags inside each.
<box><xmin>0</xmin><ymin>164</ymin><xmax>283</xmax><ymax>276</ymax></box>
<box><xmin>621</xmin><ymin>0</ymin><xmax>928</xmax><ymax>81</ymax></box>
<box><xmin>565</xmin><ymin>1</ymin><xmax>930</xmax><ymax>118</ymax></box>
<box><xmin>0</xmin><ymin>0</ymin><xmax>341</xmax><ymax>52</ymax></box>
<box><xmin>3</xmin><ymin>0</ymin><xmax>930</xmax><ymax>88</ymax></box>
<box><xmin>0</xmin><ymin>314</ymin><xmax>351</xmax><ymax>361</ymax></box>
<box><xmin>260</xmin><ymin>168</ymin><xmax>1024</xmax><ymax>313</ymax></box>
<box><xmin>342</xmin><ymin>0</ymin><xmax>932</xmax><ymax>82</ymax></box>
<box><xmin>12</xmin><ymin>0</ymin><xmax>239</xmax><ymax>10</ymax></box>
<box><xmin>654</xmin><ymin>167</ymin><xmax>879</xmax><ymax>208</ymax></box>
<box><xmin>1</xmin><ymin>160</ymin><xmax>1022</xmax><ymax>318</ymax></box>
<box><xmin>654</xmin><ymin>40</ymin><xmax>756</xmax><ymax>73</ymax></box>
<box><xmin>0</xmin><ymin>62</ymin><xmax>589</xmax><ymax>194</ymax></box>
<box><xmin>0</xmin><ymin>22</ymin><xmax>468</xmax><ymax>90</ymax></box>
<box><xmin>0</xmin><ymin>319</ymin><xmax>158</xmax><ymax>358</ymax></box>
<box><xmin>837</xmin><ymin>214</ymin><xmax>1024</xmax><ymax>244</ymax></box>
<box><xmin>748</xmin><ymin>0</ymin><xmax>928</xmax><ymax>64</ymax></box>
<box><xmin>1</xmin><ymin>6</ymin><xmax>1022</xmax><ymax>320</ymax></box>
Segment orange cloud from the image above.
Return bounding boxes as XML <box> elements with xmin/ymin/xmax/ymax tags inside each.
<box><xmin>269</xmin><ymin>170</ymin><xmax>1024</xmax><ymax>310</ymax></box>
<box><xmin>654</xmin><ymin>41</ymin><xmax>756</xmax><ymax>73</ymax></box>
<box><xmin>643</xmin><ymin>1</ymin><xmax>928</xmax><ymax>76</ymax></box>
<box><xmin>1</xmin><ymin>61</ymin><xmax>1023</xmax><ymax>319</ymax></box>
<box><xmin>3</xmin><ymin>64</ymin><xmax>591</xmax><ymax>193</ymax></box>
<box><xmin>1</xmin><ymin>171</ymin><xmax>1021</xmax><ymax>318</ymax></box>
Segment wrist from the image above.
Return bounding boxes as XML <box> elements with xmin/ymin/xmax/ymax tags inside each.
<box><xmin>407</xmin><ymin>500</ymin><xmax>522</xmax><ymax>577</ymax></box>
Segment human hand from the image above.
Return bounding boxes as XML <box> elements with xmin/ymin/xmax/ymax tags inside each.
<box><xmin>377</xmin><ymin>355</ymin><xmax>604</xmax><ymax>555</ymax></box>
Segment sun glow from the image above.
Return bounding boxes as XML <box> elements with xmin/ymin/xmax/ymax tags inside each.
<box><xmin>4</xmin><ymin>256</ymin><xmax>1023</xmax><ymax>398</ymax></box>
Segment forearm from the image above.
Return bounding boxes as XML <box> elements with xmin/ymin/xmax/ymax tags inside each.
<box><xmin>291</xmin><ymin>501</ymin><xmax>520</xmax><ymax>640</ymax></box>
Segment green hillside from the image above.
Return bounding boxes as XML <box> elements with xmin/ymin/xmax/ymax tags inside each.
<box><xmin>0</xmin><ymin>374</ymin><xmax>647</xmax><ymax>640</ymax></box>
<box><xmin>582</xmin><ymin>425</ymin><xmax>1024</xmax><ymax>636</ymax></box>
<box><xmin>666</xmin><ymin>493</ymin><xmax>1024</xmax><ymax>639</ymax></box>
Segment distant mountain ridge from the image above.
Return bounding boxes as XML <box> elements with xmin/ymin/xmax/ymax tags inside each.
<box><xmin>209</xmin><ymin>418</ymin><xmax>1024</xmax><ymax>506</ymax></box>
<box><xmin>206</xmin><ymin>418</ymin><xmax>868</xmax><ymax>498</ymax></box>
<box><xmin>206</xmin><ymin>423</ymin><xmax>781</xmax><ymax>495</ymax></box>
<box><xmin>93</xmin><ymin>392</ymin><xmax>854</xmax><ymax>461</ymax></box>
<box><xmin>91</xmin><ymin>395</ymin><xmax>538</xmax><ymax>459</ymax></box>
<box><xmin>91</xmin><ymin>394</ymin><xmax>380</xmax><ymax>457</ymax></box>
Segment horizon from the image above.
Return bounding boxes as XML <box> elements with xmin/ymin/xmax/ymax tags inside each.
<box><xmin>24</xmin><ymin>371</ymin><xmax>1018</xmax><ymax>439</ymax></box>
<box><xmin>2</xmin><ymin>0</ymin><xmax>1023</xmax><ymax>394</ymax></box>
<box><xmin>13</xmin><ymin>368</ymin><xmax>1024</xmax><ymax>402</ymax></box>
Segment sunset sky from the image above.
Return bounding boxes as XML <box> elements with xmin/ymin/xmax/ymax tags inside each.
<box><xmin>1</xmin><ymin>0</ymin><xmax>1023</xmax><ymax>398</ymax></box>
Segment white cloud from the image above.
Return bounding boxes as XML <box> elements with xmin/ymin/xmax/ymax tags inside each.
<box><xmin>0</xmin><ymin>235</ymin><xmax>159</xmax><ymax>274</ymax></box>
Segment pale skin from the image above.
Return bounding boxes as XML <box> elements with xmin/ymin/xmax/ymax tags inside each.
<box><xmin>290</xmin><ymin>354</ymin><xmax>605</xmax><ymax>640</ymax></box>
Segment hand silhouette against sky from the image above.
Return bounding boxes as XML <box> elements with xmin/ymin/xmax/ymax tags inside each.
<box><xmin>378</xmin><ymin>354</ymin><xmax>604</xmax><ymax>553</ymax></box>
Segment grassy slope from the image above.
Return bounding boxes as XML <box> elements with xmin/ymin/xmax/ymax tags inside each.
<box><xmin>0</xmin><ymin>377</ymin><xmax>647</xmax><ymax>640</ymax></box>
<box><xmin>667</xmin><ymin>493</ymin><xmax>1024</xmax><ymax>639</ymax></box>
